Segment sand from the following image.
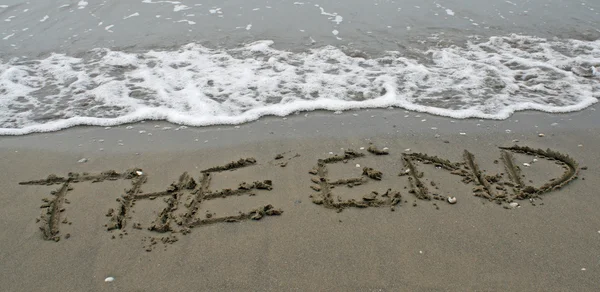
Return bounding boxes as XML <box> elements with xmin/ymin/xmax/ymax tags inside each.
<box><xmin>1</xmin><ymin>106</ymin><xmax>600</xmax><ymax>291</ymax></box>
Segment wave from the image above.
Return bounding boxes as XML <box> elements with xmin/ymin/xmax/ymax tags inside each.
<box><xmin>0</xmin><ymin>34</ymin><xmax>598</xmax><ymax>135</ymax></box>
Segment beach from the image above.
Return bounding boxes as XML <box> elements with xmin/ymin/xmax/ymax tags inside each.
<box><xmin>1</xmin><ymin>0</ymin><xmax>600</xmax><ymax>291</ymax></box>
<box><xmin>1</xmin><ymin>105</ymin><xmax>600</xmax><ymax>291</ymax></box>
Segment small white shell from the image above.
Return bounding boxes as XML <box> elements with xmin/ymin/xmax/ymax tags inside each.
<box><xmin>135</xmin><ymin>170</ymin><xmax>143</xmax><ymax>176</ymax></box>
<box><xmin>355</xmin><ymin>164</ymin><xmax>360</xmax><ymax>168</ymax></box>
<box><xmin>447</xmin><ymin>196</ymin><xmax>457</xmax><ymax>204</ymax></box>
<box><xmin>77</xmin><ymin>158</ymin><xmax>88</xmax><ymax>163</ymax></box>
<box><xmin>523</xmin><ymin>163</ymin><xmax>531</xmax><ymax>167</ymax></box>
<box><xmin>509</xmin><ymin>202</ymin><xmax>520</xmax><ymax>208</ymax></box>
<box><xmin>105</xmin><ymin>277</ymin><xmax>115</xmax><ymax>282</ymax></box>
<box><xmin>538</xmin><ymin>133</ymin><xmax>545</xmax><ymax>137</ymax></box>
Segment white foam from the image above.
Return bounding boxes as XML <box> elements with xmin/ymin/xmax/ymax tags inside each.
<box><xmin>0</xmin><ymin>34</ymin><xmax>598</xmax><ymax>135</ymax></box>
<box><xmin>142</xmin><ymin>0</ymin><xmax>181</xmax><ymax>4</ymax></box>
<box><xmin>3</xmin><ymin>33</ymin><xmax>15</xmax><ymax>40</ymax></box>
<box><xmin>316</xmin><ymin>5</ymin><xmax>343</xmax><ymax>25</ymax></box>
<box><xmin>123</xmin><ymin>13</ymin><xmax>139</xmax><ymax>20</ymax></box>
<box><xmin>177</xmin><ymin>19</ymin><xmax>195</xmax><ymax>25</ymax></box>
<box><xmin>173</xmin><ymin>5</ymin><xmax>189</xmax><ymax>12</ymax></box>
<box><xmin>446</xmin><ymin>9</ymin><xmax>455</xmax><ymax>16</ymax></box>
<box><xmin>141</xmin><ymin>0</ymin><xmax>192</xmax><ymax>14</ymax></box>
<box><xmin>333</xmin><ymin>15</ymin><xmax>343</xmax><ymax>25</ymax></box>
<box><xmin>77</xmin><ymin>1</ymin><xmax>88</xmax><ymax>9</ymax></box>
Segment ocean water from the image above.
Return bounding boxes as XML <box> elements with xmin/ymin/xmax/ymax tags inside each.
<box><xmin>1</xmin><ymin>0</ymin><xmax>599</xmax><ymax>135</ymax></box>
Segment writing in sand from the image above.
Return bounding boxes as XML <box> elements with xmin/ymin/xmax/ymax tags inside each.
<box><xmin>20</xmin><ymin>144</ymin><xmax>581</xmax><ymax>250</ymax></box>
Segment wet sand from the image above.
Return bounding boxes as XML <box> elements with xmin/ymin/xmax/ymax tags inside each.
<box><xmin>1</xmin><ymin>107</ymin><xmax>599</xmax><ymax>291</ymax></box>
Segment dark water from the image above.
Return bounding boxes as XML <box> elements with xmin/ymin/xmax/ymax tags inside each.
<box><xmin>1</xmin><ymin>0</ymin><xmax>598</xmax><ymax>57</ymax></box>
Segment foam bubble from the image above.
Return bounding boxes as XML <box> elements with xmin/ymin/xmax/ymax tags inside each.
<box><xmin>123</xmin><ymin>13</ymin><xmax>139</xmax><ymax>20</ymax></box>
<box><xmin>173</xmin><ymin>5</ymin><xmax>190</xmax><ymax>12</ymax></box>
<box><xmin>177</xmin><ymin>20</ymin><xmax>195</xmax><ymax>25</ymax></box>
<box><xmin>0</xmin><ymin>34</ymin><xmax>598</xmax><ymax>135</ymax></box>
<box><xmin>77</xmin><ymin>1</ymin><xmax>88</xmax><ymax>10</ymax></box>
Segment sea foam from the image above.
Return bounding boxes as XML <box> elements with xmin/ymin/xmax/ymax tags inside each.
<box><xmin>0</xmin><ymin>34</ymin><xmax>598</xmax><ymax>135</ymax></box>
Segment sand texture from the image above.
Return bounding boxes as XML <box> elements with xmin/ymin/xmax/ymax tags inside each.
<box><xmin>1</xmin><ymin>107</ymin><xmax>599</xmax><ymax>291</ymax></box>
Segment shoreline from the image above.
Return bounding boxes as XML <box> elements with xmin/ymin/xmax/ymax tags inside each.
<box><xmin>2</xmin><ymin>34</ymin><xmax>599</xmax><ymax>136</ymax></box>
<box><xmin>1</xmin><ymin>95</ymin><xmax>599</xmax><ymax>136</ymax></box>
<box><xmin>2</xmin><ymin>0</ymin><xmax>599</xmax><ymax>289</ymax></box>
<box><xmin>2</xmin><ymin>102</ymin><xmax>599</xmax><ymax>150</ymax></box>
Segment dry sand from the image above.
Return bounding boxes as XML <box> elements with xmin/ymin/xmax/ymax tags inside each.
<box><xmin>1</xmin><ymin>107</ymin><xmax>599</xmax><ymax>291</ymax></box>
